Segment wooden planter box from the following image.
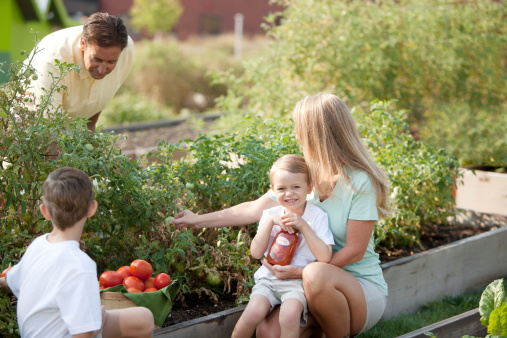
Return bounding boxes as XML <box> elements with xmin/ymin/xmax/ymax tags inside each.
<box><xmin>153</xmin><ymin>221</ymin><xmax>507</xmax><ymax>337</ymax></box>
<box><xmin>456</xmin><ymin>168</ymin><xmax>507</xmax><ymax>216</ymax></box>
<box><xmin>398</xmin><ymin>308</ymin><xmax>486</xmax><ymax>338</ymax></box>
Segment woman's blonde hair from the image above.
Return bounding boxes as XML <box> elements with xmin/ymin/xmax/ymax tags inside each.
<box><xmin>293</xmin><ymin>93</ymin><xmax>391</xmax><ymax>218</ymax></box>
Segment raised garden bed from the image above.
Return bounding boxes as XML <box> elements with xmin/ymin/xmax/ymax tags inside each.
<box><xmin>152</xmin><ymin>213</ymin><xmax>507</xmax><ymax>337</ymax></box>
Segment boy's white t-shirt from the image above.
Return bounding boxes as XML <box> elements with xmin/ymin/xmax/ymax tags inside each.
<box><xmin>254</xmin><ymin>203</ymin><xmax>335</xmax><ymax>281</ymax></box>
<box><xmin>6</xmin><ymin>234</ymin><xmax>102</xmax><ymax>338</ymax></box>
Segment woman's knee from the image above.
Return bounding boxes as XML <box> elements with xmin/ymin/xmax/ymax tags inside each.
<box><xmin>302</xmin><ymin>262</ymin><xmax>330</xmax><ymax>296</ymax></box>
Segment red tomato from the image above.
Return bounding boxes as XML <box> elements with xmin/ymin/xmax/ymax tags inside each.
<box><xmin>99</xmin><ymin>271</ymin><xmax>123</xmax><ymax>288</ymax></box>
<box><xmin>1</xmin><ymin>266</ymin><xmax>13</xmax><ymax>278</ymax></box>
<box><xmin>116</xmin><ymin>266</ymin><xmax>132</xmax><ymax>280</ymax></box>
<box><xmin>154</xmin><ymin>273</ymin><xmax>171</xmax><ymax>290</ymax></box>
<box><xmin>144</xmin><ymin>287</ymin><xmax>158</xmax><ymax>293</ymax></box>
<box><xmin>144</xmin><ymin>277</ymin><xmax>155</xmax><ymax>289</ymax></box>
<box><xmin>130</xmin><ymin>259</ymin><xmax>153</xmax><ymax>280</ymax></box>
<box><xmin>123</xmin><ymin>275</ymin><xmax>145</xmax><ymax>291</ymax></box>
<box><xmin>127</xmin><ymin>287</ymin><xmax>143</xmax><ymax>293</ymax></box>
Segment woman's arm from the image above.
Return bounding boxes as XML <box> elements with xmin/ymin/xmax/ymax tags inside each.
<box><xmin>173</xmin><ymin>192</ymin><xmax>277</xmax><ymax>229</ymax></box>
<box><xmin>329</xmin><ymin>219</ymin><xmax>375</xmax><ymax>267</ymax></box>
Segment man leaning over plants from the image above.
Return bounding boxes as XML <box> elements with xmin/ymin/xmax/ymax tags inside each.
<box><xmin>24</xmin><ymin>12</ymin><xmax>134</xmax><ymax>132</ymax></box>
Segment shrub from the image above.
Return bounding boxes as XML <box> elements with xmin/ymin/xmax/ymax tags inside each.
<box><xmin>418</xmin><ymin>103</ymin><xmax>507</xmax><ymax>169</ymax></box>
<box><xmin>213</xmin><ymin>0</ymin><xmax>506</xmax><ymax>124</ymax></box>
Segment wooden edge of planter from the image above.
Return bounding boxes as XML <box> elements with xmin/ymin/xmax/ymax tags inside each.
<box><xmin>153</xmin><ymin>305</ymin><xmax>247</xmax><ymax>337</ymax></box>
<box><xmin>397</xmin><ymin>308</ymin><xmax>487</xmax><ymax>338</ymax></box>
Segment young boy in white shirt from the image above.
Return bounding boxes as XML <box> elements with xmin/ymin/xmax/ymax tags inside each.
<box><xmin>0</xmin><ymin>167</ymin><xmax>154</xmax><ymax>338</ymax></box>
<box><xmin>232</xmin><ymin>155</ymin><xmax>335</xmax><ymax>338</ymax></box>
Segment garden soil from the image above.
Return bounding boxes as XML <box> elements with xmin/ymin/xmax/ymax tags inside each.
<box><xmin>105</xmin><ymin>119</ymin><xmax>497</xmax><ymax>327</ymax></box>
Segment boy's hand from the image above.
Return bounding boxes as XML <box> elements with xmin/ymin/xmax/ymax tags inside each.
<box><xmin>261</xmin><ymin>259</ymin><xmax>303</xmax><ymax>280</ymax></box>
<box><xmin>280</xmin><ymin>212</ymin><xmax>308</xmax><ymax>233</ymax></box>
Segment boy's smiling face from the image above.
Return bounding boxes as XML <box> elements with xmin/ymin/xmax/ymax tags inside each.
<box><xmin>270</xmin><ymin>170</ymin><xmax>312</xmax><ymax>215</ymax></box>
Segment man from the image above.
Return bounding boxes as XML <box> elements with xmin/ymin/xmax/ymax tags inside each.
<box><xmin>25</xmin><ymin>12</ymin><xmax>134</xmax><ymax>132</ymax></box>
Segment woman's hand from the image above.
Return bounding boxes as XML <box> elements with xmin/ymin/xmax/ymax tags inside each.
<box><xmin>172</xmin><ymin>209</ymin><xmax>200</xmax><ymax>229</ymax></box>
<box><xmin>261</xmin><ymin>259</ymin><xmax>303</xmax><ymax>280</ymax></box>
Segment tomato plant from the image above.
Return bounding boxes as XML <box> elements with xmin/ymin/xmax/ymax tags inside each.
<box><xmin>123</xmin><ymin>276</ymin><xmax>145</xmax><ymax>291</ymax></box>
<box><xmin>154</xmin><ymin>273</ymin><xmax>171</xmax><ymax>290</ymax></box>
<box><xmin>99</xmin><ymin>271</ymin><xmax>123</xmax><ymax>288</ymax></box>
<box><xmin>130</xmin><ymin>259</ymin><xmax>153</xmax><ymax>280</ymax></box>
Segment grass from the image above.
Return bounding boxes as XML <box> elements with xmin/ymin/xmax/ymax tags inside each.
<box><xmin>357</xmin><ymin>288</ymin><xmax>483</xmax><ymax>337</ymax></box>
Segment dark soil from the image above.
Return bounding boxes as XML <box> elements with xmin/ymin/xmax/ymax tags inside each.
<box><xmin>106</xmin><ymin>119</ymin><xmax>497</xmax><ymax>328</ymax></box>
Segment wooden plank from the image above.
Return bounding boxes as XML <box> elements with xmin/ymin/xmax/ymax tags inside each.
<box><xmin>456</xmin><ymin>169</ymin><xmax>507</xmax><ymax>216</ymax></box>
<box><xmin>153</xmin><ymin>305</ymin><xmax>246</xmax><ymax>337</ymax></box>
<box><xmin>381</xmin><ymin>226</ymin><xmax>507</xmax><ymax>320</ymax></box>
<box><xmin>397</xmin><ymin>308</ymin><xmax>487</xmax><ymax>338</ymax></box>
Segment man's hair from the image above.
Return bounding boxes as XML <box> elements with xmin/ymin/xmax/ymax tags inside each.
<box><xmin>269</xmin><ymin>154</ymin><xmax>311</xmax><ymax>185</ymax></box>
<box><xmin>82</xmin><ymin>12</ymin><xmax>128</xmax><ymax>50</ymax></box>
<box><xmin>43</xmin><ymin>167</ymin><xmax>94</xmax><ymax>230</ymax></box>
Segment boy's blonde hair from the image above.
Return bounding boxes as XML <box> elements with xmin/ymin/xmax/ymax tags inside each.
<box><xmin>269</xmin><ymin>154</ymin><xmax>311</xmax><ymax>186</ymax></box>
<box><xmin>293</xmin><ymin>93</ymin><xmax>392</xmax><ymax>218</ymax></box>
<box><xmin>43</xmin><ymin>167</ymin><xmax>94</xmax><ymax>230</ymax></box>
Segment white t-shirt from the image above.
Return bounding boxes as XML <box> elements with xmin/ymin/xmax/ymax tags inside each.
<box><xmin>254</xmin><ymin>203</ymin><xmax>335</xmax><ymax>281</ymax></box>
<box><xmin>6</xmin><ymin>234</ymin><xmax>102</xmax><ymax>337</ymax></box>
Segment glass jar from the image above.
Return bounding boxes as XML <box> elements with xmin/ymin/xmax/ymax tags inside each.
<box><xmin>266</xmin><ymin>231</ymin><xmax>299</xmax><ymax>266</ymax></box>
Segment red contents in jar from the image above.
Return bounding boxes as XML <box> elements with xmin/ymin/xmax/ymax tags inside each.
<box><xmin>266</xmin><ymin>231</ymin><xmax>299</xmax><ymax>266</ymax></box>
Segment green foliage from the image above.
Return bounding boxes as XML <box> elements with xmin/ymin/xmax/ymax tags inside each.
<box><xmin>130</xmin><ymin>0</ymin><xmax>183</xmax><ymax>35</ymax></box>
<box><xmin>123</xmin><ymin>40</ymin><xmax>236</xmax><ymax>114</ymax></box>
<box><xmin>358</xmin><ymin>101</ymin><xmax>460</xmax><ymax>248</ymax></box>
<box><xmin>419</xmin><ymin>103</ymin><xmax>507</xmax><ymax>168</ymax></box>
<box><xmin>215</xmin><ymin>0</ymin><xmax>506</xmax><ymax>120</ymax></box>
<box><xmin>100</xmin><ymin>92</ymin><xmax>176</xmax><ymax>127</ymax></box>
<box><xmin>479</xmin><ymin>278</ymin><xmax>507</xmax><ymax>336</ymax></box>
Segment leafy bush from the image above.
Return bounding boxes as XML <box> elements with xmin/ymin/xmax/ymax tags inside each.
<box><xmin>100</xmin><ymin>92</ymin><xmax>176</xmax><ymax>127</ymax></box>
<box><xmin>214</xmin><ymin>0</ymin><xmax>506</xmax><ymax>122</ymax></box>
<box><xmin>419</xmin><ymin>103</ymin><xmax>507</xmax><ymax>169</ymax></box>
<box><xmin>123</xmin><ymin>39</ymin><xmax>241</xmax><ymax>114</ymax></box>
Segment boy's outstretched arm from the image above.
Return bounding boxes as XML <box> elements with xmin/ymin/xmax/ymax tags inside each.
<box><xmin>0</xmin><ymin>277</ymin><xmax>11</xmax><ymax>293</ymax></box>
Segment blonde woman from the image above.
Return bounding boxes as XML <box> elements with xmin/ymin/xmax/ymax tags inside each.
<box><xmin>173</xmin><ymin>93</ymin><xmax>391</xmax><ymax>337</ymax></box>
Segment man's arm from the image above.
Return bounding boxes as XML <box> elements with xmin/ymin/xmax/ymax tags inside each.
<box><xmin>86</xmin><ymin>112</ymin><xmax>101</xmax><ymax>132</ymax></box>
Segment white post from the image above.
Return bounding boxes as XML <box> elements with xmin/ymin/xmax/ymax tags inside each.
<box><xmin>234</xmin><ymin>13</ymin><xmax>244</xmax><ymax>59</ymax></box>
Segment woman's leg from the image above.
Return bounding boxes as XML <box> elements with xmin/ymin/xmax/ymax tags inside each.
<box><xmin>303</xmin><ymin>262</ymin><xmax>367</xmax><ymax>338</ymax></box>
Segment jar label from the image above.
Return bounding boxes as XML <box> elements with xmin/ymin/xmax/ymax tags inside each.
<box><xmin>276</xmin><ymin>236</ymin><xmax>290</xmax><ymax>246</ymax></box>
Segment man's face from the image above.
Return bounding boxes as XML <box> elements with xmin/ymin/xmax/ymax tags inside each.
<box><xmin>80</xmin><ymin>37</ymin><xmax>122</xmax><ymax>80</ymax></box>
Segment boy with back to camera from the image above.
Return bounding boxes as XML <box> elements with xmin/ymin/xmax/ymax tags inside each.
<box><xmin>0</xmin><ymin>167</ymin><xmax>154</xmax><ymax>338</ymax></box>
<box><xmin>232</xmin><ymin>155</ymin><xmax>335</xmax><ymax>338</ymax></box>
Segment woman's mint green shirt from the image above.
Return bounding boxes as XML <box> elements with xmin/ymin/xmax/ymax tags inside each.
<box><xmin>268</xmin><ymin>166</ymin><xmax>388</xmax><ymax>296</ymax></box>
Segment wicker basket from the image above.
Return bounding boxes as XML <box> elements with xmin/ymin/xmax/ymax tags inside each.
<box><xmin>100</xmin><ymin>292</ymin><xmax>137</xmax><ymax>310</ymax></box>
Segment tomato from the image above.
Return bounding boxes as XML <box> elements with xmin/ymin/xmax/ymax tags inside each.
<box><xmin>99</xmin><ymin>271</ymin><xmax>123</xmax><ymax>288</ymax></box>
<box><xmin>123</xmin><ymin>276</ymin><xmax>145</xmax><ymax>291</ymax></box>
<box><xmin>154</xmin><ymin>273</ymin><xmax>171</xmax><ymax>290</ymax></box>
<box><xmin>99</xmin><ymin>286</ymin><xmax>105</xmax><ymax>290</ymax></box>
<box><xmin>144</xmin><ymin>287</ymin><xmax>158</xmax><ymax>293</ymax></box>
<box><xmin>205</xmin><ymin>271</ymin><xmax>222</xmax><ymax>287</ymax></box>
<box><xmin>116</xmin><ymin>266</ymin><xmax>132</xmax><ymax>280</ymax></box>
<box><xmin>144</xmin><ymin>277</ymin><xmax>155</xmax><ymax>289</ymax></box>
<box><xmin>127</xmin><ymin>287</ymin><xmax>142</xmax><ymax>293</ymax></box>
<box><xmin>130</xmin><ymin>259</ymin><xmax>153</xmax><ymax>280</ymax></box>
<box><xmin>1</xmin><ymin>266</ymin><xmax>12</xmax><ymax>278</ymax></box>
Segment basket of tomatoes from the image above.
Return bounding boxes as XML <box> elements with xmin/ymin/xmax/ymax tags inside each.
<box><xmin>98</xmin><ymin>259</ymin><xmax>180</xmax><ymax>327</ymax></box>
